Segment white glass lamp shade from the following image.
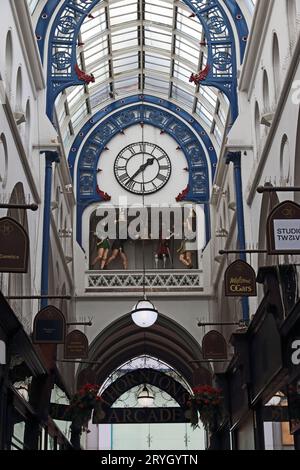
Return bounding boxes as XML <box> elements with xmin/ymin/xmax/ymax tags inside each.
<box><xmin>131</xmin><ymin>300</ymin><xmax>158</xmax><ymax>328</ymax></box>
<box><xmin>137</xmin><ymin>385</ymin><xmax>154</xmax><ymax>407</ymax></box>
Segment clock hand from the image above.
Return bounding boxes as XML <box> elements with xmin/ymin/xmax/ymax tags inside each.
<box><xmin>126</xmin><ymin>158</ymin><xmax>155</xmax><ymax>184</ymax></box>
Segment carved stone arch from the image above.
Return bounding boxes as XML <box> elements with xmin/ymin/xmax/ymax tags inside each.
<box><xmin>78</xmin><ymin>313</ymin><xmax>212</xmax><ymax>388</ymax></box>
<box><xmin>101</xmin><ymin>368</ymin><xmax>190</xmax><ymax>409</ymax></box>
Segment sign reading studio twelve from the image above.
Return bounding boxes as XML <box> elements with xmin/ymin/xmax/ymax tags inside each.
<box><xmin>267</xmin><ymin>201</ymin><xmax>300</xmax><ymax>254</ymax></box>
<box><xmin>225</xmin><ymin>260</ymin><xmax>257</xmax><ymax>297</ymax></box>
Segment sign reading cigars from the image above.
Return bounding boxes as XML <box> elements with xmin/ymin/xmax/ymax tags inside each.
<box><xmin>0</xmin><ymin>217</ymin><xmax>29</xmax><ymax>273</ymax></box>
<box><xmin>65</xmin><ymin>329</ymin><xmax>88</xmax><ymax>359</ymax></box>
<box><xmin>225</xmin><ymin>259</ymin><xmax>257</xmax><ymax>297</ymax></box>
<box><xmin>33</xmin><ymin>306</ymin><xmax>66</xmax><ymax>344</ymax></box>
<box><xmin>267</xmin><ymin>200</ymin><xmax>300</xmax><ymax>254</ymax></box>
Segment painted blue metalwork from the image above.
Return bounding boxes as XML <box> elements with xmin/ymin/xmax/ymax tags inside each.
<box><xmin>41</xmin><ymin>151</ymin><xmax>60</xmax><ymax>309</ymax></box>
<box><xmin>37</xmin><ymin>0</ymin><xmax>248</xmax><ymax>122</ymax></box>
<box><xmin>223</xmin><ymin>0</ymin><xmax>249</xmax><ymax>61</ymax></box>
<box><xmin>72</xmin><ymin>98</ymin><xmax>215</xmax><ymax>246</ymax></box>
<box><xmin>226</xmin><ymin>151</ymin><xmax>249</xmax><ymax>322</ymax></box>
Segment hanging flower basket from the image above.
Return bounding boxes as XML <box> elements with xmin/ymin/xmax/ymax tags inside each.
<box><xmin>187</xmin><ymin>385</ymin><xmax>223</xmax><ymax>432</ymax></box>
<box><xmin>67</xmin><ymin>383</ymin><xmax>102</xmax><ymax>432</ymax></box>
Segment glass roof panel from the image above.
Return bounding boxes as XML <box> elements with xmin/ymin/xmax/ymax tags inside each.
<box><xmin>58</xmin><ymin>0</ymin><xmax>230</xmax><ymax>150</ymax></box>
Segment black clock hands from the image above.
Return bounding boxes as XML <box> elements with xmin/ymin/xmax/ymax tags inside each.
<box><xmin>126</xmin><ymin>158</ymin><xmax>154</xmax><ymax>185</ymax></box>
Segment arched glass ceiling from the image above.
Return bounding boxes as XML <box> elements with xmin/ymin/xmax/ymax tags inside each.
<box><xmin>55</xmin><ymin>0</ymin><xmax>230</xmax><ymax>150</ymax></box>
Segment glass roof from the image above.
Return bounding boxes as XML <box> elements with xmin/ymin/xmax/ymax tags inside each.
<box><xmin>55</xmin><ymin>0</ymin><xmax>230</xmax><ymax>150</ymax></box>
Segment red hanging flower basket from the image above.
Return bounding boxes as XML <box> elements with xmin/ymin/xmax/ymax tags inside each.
<box><xmin>187</xmin><ymin>385</ymin><xmax>223</xmax><ymax>431</ymax></box>
<box><xmin>67</xmin><ymin>384</ymin><xmax>102</xmax><ymax>432</ymax></box>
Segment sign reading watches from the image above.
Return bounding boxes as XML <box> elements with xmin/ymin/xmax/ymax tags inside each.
<box><xmin>267</xmin><ymin>201</ymin><xmax>300</xmax><ymax>254</ymax></box>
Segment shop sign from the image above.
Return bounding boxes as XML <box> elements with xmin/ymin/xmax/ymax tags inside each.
<box><xmin>225</xmin><ymin>260</ymin><xmax>257</xmax><ymax>297</ymax></box>
<box><xmin>267</xmin><ymin>201</ymin><xmax>300</xmax><ymax>254</ymax></box>
<box><xmin>33</xmin><ymin>306</ymin><xmax>66</xmax><ymax>344</ymax></box>
<box><xmin>202</xmin><ymin>331</ymin><xmax>227</xmax><ymax>360</ymax></box>
<box><xmin>65</xmin><ymin>330</ymin><xmax>88</xmax><ymax>359</ymax></box>
<box><xmin>93</xmin><ymin>407</ymin><xmax>188</xmax><ymax>424</ymax></box>
<box><xmin>0</xmin><ymin>217</ymin><xmax>29</xmax><ymax>272</ymax></box>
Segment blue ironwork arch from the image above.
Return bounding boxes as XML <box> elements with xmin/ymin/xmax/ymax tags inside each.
<box><xmin>36</xmin><ymin>0</ymin><xmax>248</xmax><ymax>122</ymax></box>
<box><xmin>70</xmin><ymin>96</ymin><xmax>216</xmax><ymax>246</ymax></box>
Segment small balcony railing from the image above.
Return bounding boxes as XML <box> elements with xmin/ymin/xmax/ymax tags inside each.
<box><xmin>85</xmin><ymin>269</ymin><xmax>203</xmax><ymax>293</ymax></box>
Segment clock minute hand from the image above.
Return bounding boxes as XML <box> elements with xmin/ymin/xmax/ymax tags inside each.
<box><xmin>126</xmin><ymin>158</ymin><xmax>155</xmax><ymax>184</ymax></box>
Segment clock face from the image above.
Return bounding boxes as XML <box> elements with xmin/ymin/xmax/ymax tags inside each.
<box><xmin>114</xmin><ymin>142</ymin><xmax>172</xmax><ymax>194</ymax></box>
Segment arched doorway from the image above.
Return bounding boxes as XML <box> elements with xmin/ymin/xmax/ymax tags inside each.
<box><xmin>77</xmin><ymin>315</ymin><xmax>212</xmax><ymax>450</ymax></box>
<box><xmin>88</xmin><ymin>357</ymin><xmax>205</xmax><ymax>450</ymax></box>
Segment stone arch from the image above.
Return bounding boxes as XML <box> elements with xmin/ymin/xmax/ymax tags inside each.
<box><xmin>79</xmin><ymin>313</ymin><xmax>211</xmax><ymax>388</ymax></box>
<box><xmin>5</xmin><ymin>30</ymin><xmax>13</xmax><ymax>97</ymax></box>
<box><xmin>102</xmin><ymin>368</ymin><xmax>190</xmax><ymax>408</ymax></box>
<box><xmin>272</xmin><ymin>33</ymin><xmax>281</xmax><ymax>101</ymax></box>
<box><xmin>280</xmin><ymin>134</ymin><xmax>290</xmax><ymax>186</ymax></box>
<box><xmin>0</xmin><ymin>133</ymin><xmax>8</xmax><ymax>190</ymax></box>
<box><xmin>15</xmin><ymin>66</ymin><xmax>23</xmax><ymax>113</ymax></box>
<box><xmin>263</xmin><ymin>70</ymin><xmax>270</xmax><ymax>113</ymax></box>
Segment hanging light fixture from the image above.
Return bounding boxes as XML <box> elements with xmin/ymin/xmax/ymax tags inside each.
<box><xmin>131</xmin><ymin>299</ymin><xmax>158</xmax><ymax>328</ymax></box>
<box><xmin>137</xmin><ymin>384</ymin><xmax>155</xmax><ymax>407</ymax></box>
<box><xmin>131</xmin><ymin>42</ymin><xmax>158</xmax><ymax>328</ymax></box>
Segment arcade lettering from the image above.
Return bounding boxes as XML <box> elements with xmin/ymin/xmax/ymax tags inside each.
<box><xmin>98</xmin><ymin>407</ymin><xmax>187</xmax><ymax>424</ymax></box>
<box><xmin>102</xmin><ymin>369</ymin><xmax>189</xmax><ymax>407</ymax></box>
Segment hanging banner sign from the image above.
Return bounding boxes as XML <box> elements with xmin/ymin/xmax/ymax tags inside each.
<box><xmin>65</xmin><ymin>330</ymin><xmax>88</xmax><ymax>359</ymax></box>
<box><xmin>0</xmin><ymin>217</ymin><xmax>29</xmax><ymax>272</ymax></box>
<box><xmin>225</xmin><ymin>260</ymin><xmax>257</xmax><ymax>297</ymax></box>
<box><xmin>202</xmin><ymin>331</ymin><xmax>227</xmax><ymax>360</ymax></box>
<box><xmin>33</xmin><ymin>306</ymin><xmax>66</xmax><ymax>344</ymax></box>
<box><xmin>267</xmin><ymin>201</ymin><xmax>300</xmax><ymax>254</ymax></box>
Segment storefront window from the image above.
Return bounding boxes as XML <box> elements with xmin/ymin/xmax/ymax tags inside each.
<box><xmin>11</xmin><ymin>421</ymin><xmax>25</xmax><ymax>450</ymax></box>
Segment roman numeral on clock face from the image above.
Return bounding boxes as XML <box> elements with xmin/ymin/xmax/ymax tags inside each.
<box><xmin>156</xmin><ymin>174</ymin><xmax>166</xmax><ymax>182</ymax></box>
<box><xmin>125</xmin><ymin>179</ymin><xmax>136</xmax><ymax>191</ymax></box>
<box><xmin>118</xmin><ymin>173</ymin><xmax>129</xmax><ymax>183</ymax></box>
<box><xmin>159</xmin><ymin>165</ymin><xmax>170</xmax><ymax>171</ymax></box>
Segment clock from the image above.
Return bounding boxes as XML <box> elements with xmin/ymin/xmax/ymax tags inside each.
<box><xmin>114</xmin><ymin>142</ymin><xmax>172</xmax><ymax>194</ymax></box>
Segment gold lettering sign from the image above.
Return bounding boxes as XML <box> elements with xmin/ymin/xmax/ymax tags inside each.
<box><xmin>225</xmin><ymin>260</ymin><xmax>257</xmax><ymax>297</ymax></box>
<box><xmin>0</xmin><ymin>217</ymin><xmax>29</xmax><ymax>272</ymax></box>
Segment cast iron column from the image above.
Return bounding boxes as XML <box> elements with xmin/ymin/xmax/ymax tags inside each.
<box><xmin>226</xmin><ymin>151</ymin><xmax>249</xmax><ymax>322</ymax></box>
<box><xmin>40</xmin><ymin>151</ymin><xmax>60</xmax><ymax>309</ymax></box>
